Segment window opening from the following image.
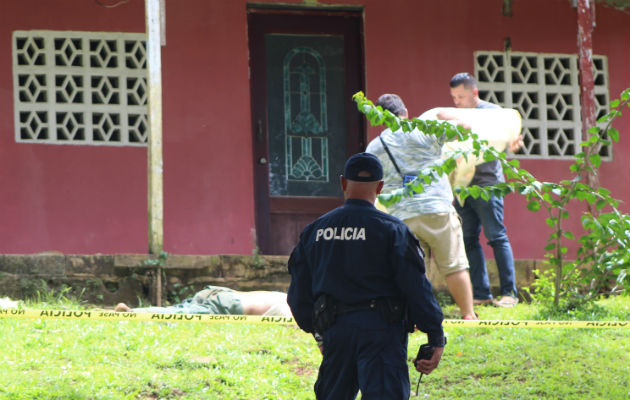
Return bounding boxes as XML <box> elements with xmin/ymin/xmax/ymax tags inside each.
<box><xmin>13</xmin><ymin>30</ymin><xmax>148</xmax><ymax>146</ymax></box>
<box><xmin>475</xmin><ymin>51</ymin><xmax>610</xmax><ymax>160</ymax></box>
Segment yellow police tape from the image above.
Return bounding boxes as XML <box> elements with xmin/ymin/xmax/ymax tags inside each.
<box><xmin>0</xmin><ymin>308</ymin><xmax>629</xmax><ymax>329</ymax></box>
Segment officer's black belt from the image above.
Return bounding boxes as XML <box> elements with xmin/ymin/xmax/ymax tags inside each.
<box><xmin>334</xmin><ymin>299</ymin><xmax>379</xmax><ymax>315</ymax></box>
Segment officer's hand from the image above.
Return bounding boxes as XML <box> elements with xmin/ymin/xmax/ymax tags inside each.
<box><xmin>414</xmin><ymin>346</ymin><xmax>443</xmax><ymax>374</ymax></box>
<box><xmin>313</xmin><ymin>333</ymin><xmax>324</xmax><ymax>354</ymax></box>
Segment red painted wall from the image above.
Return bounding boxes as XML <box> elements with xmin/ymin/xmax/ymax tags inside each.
<box><xmin>0</xmin><ymin>0</ymin><xmax>628</xmax><ymax>259</ymax></box>
<box><xmin>0</xmin><ymin>1</ymin><xmax>148</xmax><ymax>254</ymax></box>
<box><xmin>359</xmin><ymin>0</ymin><xmax>630</xmax><ymax>260</ymax></box>
<box><xmin>0</xmin><ymin>0</ymin><xmax>258</xmax><ymax>255</ymax></box>
<box><xmin>160</xmin><ymin>1</ymin><xmax>255</xmax><ymax>254</ymax></box>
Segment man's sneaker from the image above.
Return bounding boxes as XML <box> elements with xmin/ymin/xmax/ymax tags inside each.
<box><xmin>473</xmin><ymin>298</ymin><xmax>494</xmax><ymax>306</ymax></box>
<box><xmin>494</xmin><ymin>296</ymin><xmax>518</xmax><ymax>307</ymax></box>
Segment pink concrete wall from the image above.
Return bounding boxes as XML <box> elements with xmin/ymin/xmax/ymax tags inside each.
<box><xmin>0</xmin><ymin>0</ymin><xmax>628</xmax><ymax>259</ymax></box>
<box><xmin>0</xmin><ymin>1</ymin><xmax>148</xmax><ymax>254</ymax></box>
<box><xmin>0</xmin><ymin>0</ymin><xmax>258</xmax><ymax>255</ymax></box>
<box><xmin>358</xmin><ymin>0</ymin><xmax>630</xmax><ymax>260</ymax></box>
<box><xmin>160</xmin><ymin>0</ymin><xmax>255</xmax><ymax>254</ymax></box>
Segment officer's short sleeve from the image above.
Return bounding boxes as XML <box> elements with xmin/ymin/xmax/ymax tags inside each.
<box><xmin>390</xmin><ymin>224</ymin><xmax>445</xmax><ymax>347</ymax></box>
<box><xmin>287</xmin><ymin>240</ymin><xmax>314</xmax><ymax>333</ymax></box>
<box><xmin>389</xmin><ymin>225</ymin><xmax>425</xmax><ymax>276</ymax></box>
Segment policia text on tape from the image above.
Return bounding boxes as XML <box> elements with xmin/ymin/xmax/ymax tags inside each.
<box><xmin>0</xmin><ymin>308</ymin><xmax>293</xmax><ymax>325</ymax></box>
<box><xmin>1</xmin><ymin>308</ymin><xmax>629</xmax><ymax>329</ymax></box>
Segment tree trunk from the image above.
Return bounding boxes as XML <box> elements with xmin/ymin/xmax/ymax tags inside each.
<box><xmin>577</xmin><ymin>0</ymin><xmax>599</xmax><ymax>196</ymax></box>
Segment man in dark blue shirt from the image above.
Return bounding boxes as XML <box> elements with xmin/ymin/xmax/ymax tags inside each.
<box><xmin>288</xmin><ymin>152</ymin><xmax>445</xmax><ymax>400</ymax></box>
<box><xmin>449</xmin><ymin>72</ymin><xmax>521</xmax><ymax>308</ymax></box>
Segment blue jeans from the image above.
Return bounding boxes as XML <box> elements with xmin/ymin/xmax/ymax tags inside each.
<box><xmin>455</xmin><ymin>194</ymin><xmax>517</xmax><ymax>300</ymax></box>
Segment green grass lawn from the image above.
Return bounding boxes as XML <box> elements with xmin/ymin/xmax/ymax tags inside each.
<box><xmin>0</xmin><ymin>296</ymin><xmax>628</xmax><ymax>399</ymax></box>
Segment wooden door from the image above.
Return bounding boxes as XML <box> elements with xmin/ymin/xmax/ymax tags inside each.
<box><xmin>248</xmin><ymin>8</ymin><xmax>365</xmax><ymax>255</ymax></box>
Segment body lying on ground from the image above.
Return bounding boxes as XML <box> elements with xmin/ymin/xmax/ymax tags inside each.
<box><xmin>115</xmin><ymin>285</ymin><xmax>292</xmax><ymax>317</ymax></box>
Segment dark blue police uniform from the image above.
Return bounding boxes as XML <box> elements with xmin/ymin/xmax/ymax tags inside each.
<box><xmin>288</xmin><ymin>196</ymin><xmax>445</xmax><ymax>400</ymax></box>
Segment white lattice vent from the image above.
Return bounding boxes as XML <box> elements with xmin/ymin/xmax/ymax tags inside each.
<box><xmin>475</xmin><ymin>51</ymin><xmax>610</xmax><ymax>160</ymax></box>
<box><xmin>13</xmin><ymin>30</ymin><xmax>148</xmax><ymax>146</ymax></box>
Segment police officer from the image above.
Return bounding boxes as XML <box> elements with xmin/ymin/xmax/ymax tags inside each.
<box><xmin>287</xmin><ymin>152</ymin><xmax>445</xmax><ymax>400</ymax></box>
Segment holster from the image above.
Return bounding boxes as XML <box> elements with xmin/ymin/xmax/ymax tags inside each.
<box><xmin>378</xmin><ymin>298</ymin><xmax>413</xmax><ymax>332</ymax></box>
<box><xmin>377</xmin><ymin>297</ymin><xmax>406</xmax><ymax>325</ymax></box>
<box><xmin>312</xmin><ymin>294</ymin><xmax>336</xmax><ymax>334</ymax></box>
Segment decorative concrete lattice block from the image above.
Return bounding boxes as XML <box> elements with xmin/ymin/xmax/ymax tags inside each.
<box><xmin>475</xmin><ymin>51</ymin><xmax>609</xmax><ymax>160</ymax></box>
<box><xmin>13</xmin><ymin>30</ymin><xmax>148</xmax><ymax>146</ymax></box>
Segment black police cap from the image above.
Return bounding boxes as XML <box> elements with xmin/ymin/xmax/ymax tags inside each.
<box><xmin>343</xmin><ymin>152</ymin><xmax>383</xmax><ymax>182</ymax></box>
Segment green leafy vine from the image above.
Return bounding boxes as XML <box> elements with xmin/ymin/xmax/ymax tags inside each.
<box><xmin>353</xmin><ymin>89</ymin><xmax>630</xmax><ymax>310</ymax></box>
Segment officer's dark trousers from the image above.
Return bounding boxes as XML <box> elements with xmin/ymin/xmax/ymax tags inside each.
<box><xmin>314</xmin><ymin>310</ymin><xmax>410</xmax><ymax>400</ymax></box>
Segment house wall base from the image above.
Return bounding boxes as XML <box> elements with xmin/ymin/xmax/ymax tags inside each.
<box><xmin>0</xmin><ymin>254</ymin><xmax>544</xmax><ymax>307</ymax></box>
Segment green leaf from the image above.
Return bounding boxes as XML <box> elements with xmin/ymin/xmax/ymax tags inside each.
<box><xmin>597</xmin><ymin>187</ymin><xmax>611</xmax><ymax>197</ymax></box>
<box><xmin>507</xmin><ymin>159</ymin><xmax>520</xmax><ymax>168</ymax></box>
<box><xmin>608</xmin><ymin>127</ymin><xmax>619</xmax><ymax>142</ymax></box>
<box><xmin>457</xmin><ymin>190</ymin><xmax>469</xmax><ymax>203</ymax></box>
<box><xmin>411</xmin><ymin>180</ymin><xmax>425</xmax><ymax>194</ymax></box>
<box><xmin>597</xmin><ymin>113</ymin><xmax>612</xmax><ymax>124</ymax></box>
<box><xmin>469</xmin><ymin>186</ymin><xmax>481</xmax><ymax>199</ymax></box>
<box><xmin>610</xmin><ymin>99</ymin><xmax>620</xmax><ymax>108</ymax></box>
<box><xmin>505</xmin><ymin>168</ymin><xmax>519</xmax><ymax>180</ymax></box>
<box><xmin>589</xmin><ymin>154</ymin><xmax>602</xmax><ymax>168</ymax></box>
<box><xmin>482</xmin><ymin>152</ymin><xmax>497</xmax><ymax>162</ymax></box>
<box><xmin>527</xmin><ymin>201</ymin><xmax>541</xmax><ymax>212</ymax></box>
<box><xmin>444</xmin><ymin>157</ymin><xmax>457</xmax><ymax>171</ymax></box>
<box><xmin>575</xmin><ymin>191</ymin><xmax>587</xmax><ymax>201</ymax></box>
